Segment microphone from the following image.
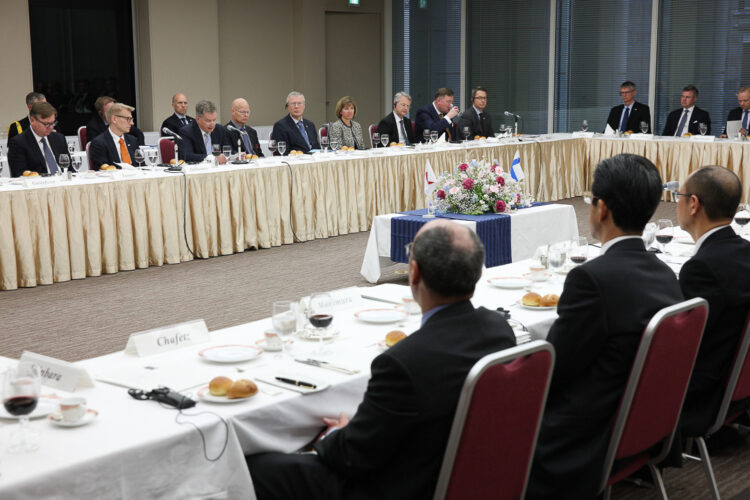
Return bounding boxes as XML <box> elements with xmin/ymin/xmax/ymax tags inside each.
<box><xmin>504</xmin><ymin>111</ymin><xmax>521</xmax><ymax>119</ymax></box>
<box><xmin>663</xmin><ymin>181</ymin><xmax>679</xmax><ymax>191</ymax></box>
<box><xmin>162</xmin><ymin>128</ymin><xmax>182</xmax><ymax>141</ymax></box>
<box><xmin>227</xmin><ymin>124</ymin><xmax>249</xmax><ymax>137</ymax></box>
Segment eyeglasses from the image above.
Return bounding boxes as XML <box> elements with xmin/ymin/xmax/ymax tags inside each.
<box><xmin>115</xmin><ymin>115</ymin><xmax>134</xmax><ymax>123</ymax></box>
<box><xmin>583</xmin><ymin>191</ymin><xmax>598</xmax><ymax>205</ymax></box>
<box><xmin>36</xmin><ymin>119</ymin><xmax>58</xmax><ymax>128</ymax></box>
<box><xmin>405</xmin><ymin>242</ymin><xmax>414</xmax><ymax>259</ymax></box>
<box><xmin>473</xmin><ymin>96</ymin><xmax>488</xmax><ymax>101</ymax></box>
<box><xmin>619</xmin><ymin>90</ymin><xmax>634</xmax><ymax>95</ymax></box>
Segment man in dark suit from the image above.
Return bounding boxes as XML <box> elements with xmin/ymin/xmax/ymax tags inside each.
<box><xmin>88</xmin><ymin>103</ymin><xmax>139</xmax><ymax>170</ymax></box>
<box><xmin>160</xmin><ymin>93</ymin><xmax>194</xmax><ymax>136</ymax></box>
<box><xmin>225</xmin><ymin>98</ymin><xmax>263</xmax><ymax>157</ymax></box>
<box><xmin>6</xmin><ymin>92</ymin><xmax>46</xmax><ymax>140</ymax></box>
<box><xmin>414</xmin><ymin>87</ymin><xmax>460</xmax><ymax>142</ymax></box>
<box><xmin>246</xmin><ymin>219</ymin><xmax>516</xmax><ymax>500</ymax></box>
<box><xmin>178</xmin><ymin>99</ymin><xmax>232</xmax><ymax>163</ymax></box>
<box><xmin>673</xmin><ymin>166</ymin><xmax>750</xmax><ymax>435</ymax></box>
<box><xmin>271</xmin><ymin>91</ymin><xmax>320</xmax><ymax>154</ymax></box>
<box><xmin>85</xmin><ymin>96</ymin><xmax>116</xmax><ymax>144</ymax></box>
<box><xmin>376</xmin><ymin>91</ymin><xmax>415</xmax><ymax>146</ymax></box>
<box><xmin>662</xmin><ymin>85</ymin><xmax>711</xmax><ymax>136</ymax></box>
<box><xmin>457</xmin><ymin>86</ymin><xmax>494</xmax><ymax>140</ymax></box>
<box><xmin>8</xmin><ymin>101</ymin><xmax>68</xmax><ymax>177</ymax></box>
<box><xmin>606</xmin><ymin>81</ymin><xmax>652</xmax><ymax>133</ymax></box>
<box><xmin>527</xmin><ymin>154</ymin><xmax>683</xmax><ymax>499</ymax></box>
<box><xmin>721</xmin><ymin>86</ymin><xmax>750</xmax><ymax>137</ymax></box>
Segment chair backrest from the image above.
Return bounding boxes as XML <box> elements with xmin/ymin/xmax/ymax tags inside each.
<box><xmin>159</xmin><ymin>138</ymin><xmax>175</xmax><ymax>164</ymax></box>
<box><xmin>709</xmin><ymin>309</ymin><xmax>750</xmax><ymax>434</ymax></box>
<box><xmin>318</xmin><ymin>124</ymin><xmax>328</xmax><ymax>144</ymax></box>
<box><xmin>78</xmin><ymin>126</ymin><xmax>87</xmax><ymax>150</ymax></box>
<box><xmin>600</xmin><ymin>297</ymin><xmax>708</xmax><ymax>489</ymax></box>
<box><xmin>85</xmin><ymin>142</ymin><xmax>93</xmax><ymax>170</ymax></box>
<box><xmin>433</xmin><ymin>340</ymin><xmax>555</xmax><ymax>500</ymax></box>
<box><xmin>369</xmin><ymin>124</ymin><xmax>378</xmax><ymax>148</ymax></box>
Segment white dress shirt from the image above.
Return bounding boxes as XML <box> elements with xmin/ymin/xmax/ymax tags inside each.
<box><xmin>31</xmin><ymin>128</ymin><xmax>53</xmax><ymax>174</ymax></box>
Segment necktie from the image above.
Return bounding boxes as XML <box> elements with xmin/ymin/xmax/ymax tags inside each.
<box><xmin>619</xmin><ymin>107</ymin><xmax>630</xmax><ymax>132</ymax></box>
<box><xmin>743</xmin><ymin>110</ymin><xmax>749</xmax><ymax>131</ymax></box>
<box><xmin>398</xmin><ymin>119</ymin><xmax>410</xmax><ymax>145</ymax></box>
<box><xmin>479</xmin><ymin>112</ymin><xmax>486</xmax><ymax>136</ymax></box>
<box><xmin>204</xmin><ymin>132</ymin><xmax>212</xmax><ymax>155</ymax></box>
<box><xmin>675</xmin><ymin>109</ymin><xmax>689</xmax><ymax>136</ymax></box>
<box><xmin>241</xmin><ymin>129</ymin><xmax>253</xmax><ymax>154</ymax></box>
<box><xmin>119</xmin><ymin>137</ymin><xmax>132</xmax><ymax>164</ymax></box>
<box><xmin>297</xmin><ymin>121</ymin><xmax>311</xmax><ymax>149</ymax></box>
<box><xmin>181</xmin><ymin>117</ymin><xmax>188</xmax><ymax>127</ymax></box>
<box><xmin>41</xmin><ymin>138</ymin><xmax>59</xmax><ymax>174</ymax></box>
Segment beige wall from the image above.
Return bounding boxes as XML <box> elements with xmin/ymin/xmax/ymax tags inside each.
<box><xmin>0</xmin><ymin>0</ymin><xmax>33</xmax><ymax>134</ymax></box>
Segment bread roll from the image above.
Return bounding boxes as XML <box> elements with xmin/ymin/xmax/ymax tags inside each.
<box><xmin>227</xmin><ymin>379</ymin><xmax>258</xmax><ymax>399</ymax></box>
<box><xmin>22</xmin><ymin>170</ymin><xmax>39</xmax><ymax>177</ymax></box>
<box><xmin>385</xmin><ymin>330</ymin><xmax>407</xmax><ymax>347</ymax></box>
<box><xmin>209</xmin><ymin>376</ymin><xmax>232</xmax><ymax>396</ymax></box>
<box><xmin>522</xmin><ymin>292</ymin><xmax>542</xmax><ymax>307</ymax></box>
<box><xmin>540</xmin><ymin>294</ymin><xmax>559</xmax><ymax>307</ymax></box>
<box><xmin>169</xmin><ymin>158</ymin><xmax>177</xmax><ymax>165</ymax></box>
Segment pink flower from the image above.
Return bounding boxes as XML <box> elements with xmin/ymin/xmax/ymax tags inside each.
<box><xmin>496</xmin><ymin>200</ymin><xmax>507</xmax><ymax>212</ymax></box>
<box><xmin>462</xmin><ymin>178</ymin><xmax>474</xmax><ymax>190</ymax></box>
<box><xmin>459</xmin><ymin>163</ymin><xmax>469</xmax><ymax>172</ymax></box>
<box><xmin>436</xmin><ymin>189</ymin><xmax>446</xmax><ymax>199</ymax></box>
<box><xmin>517</xmin><ymin>193</ymin><xmax>521</xmax><ymax>204</ymax></box>
<box><xmin>496</xmin><ymin>176</ymin><xmax>505</xmax><ymax>186</ymax></box>
<box><xmin>449</xmin><ymin>186</ymin><xmax>460</xmax><ymax>195</ymax></box>
<box><xmin>489</xmin><ymin>185</ymin><xmax>499</xmax><ymax>193</ymax></box>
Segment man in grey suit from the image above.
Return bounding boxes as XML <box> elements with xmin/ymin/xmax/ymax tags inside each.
<box><xmin>457</xmin><ymin>86</ymin><xmax>494</xmax><ymax>140</ymax></box>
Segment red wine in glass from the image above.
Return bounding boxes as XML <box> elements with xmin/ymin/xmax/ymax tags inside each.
<box><xmin>656</xmin><ymin>234</ymin><xmax>673</xmax><ymax>245</ymax></box>
<box><xmin>735</xmin><ymin>215</ymin><xmax>750</xmax><ymax>226</ymax></box>
<box><xmin>309</xmin><ymin>313</ymin><xmax>333</xmax><ymax>328</ymax></box>
<box><xmin>4</xmin><ymin>395</ymin><xmax>38</xmax><ymax>415</ymax></box>
<box><xmin>570</xmin><ymin>255</ymin><xmax>587</xmax><ymax>264</ymax></box>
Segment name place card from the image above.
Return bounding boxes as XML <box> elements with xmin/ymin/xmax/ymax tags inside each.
<box><xmin>304</xmin><ymin>287</ymin><xmax>365</xmax><ymax>313</ymax></box>
<box><xmin>19</xmin><ymin>351</ymin><xmax>95</xmax><ymax>392</ymax></box>
<box><xmin>125</xmin><ymin>319</ymin><xmax>210</xmax><ymax>357</ymax></box>
<box><xmin>689</xmin><ymin>135</ymin><xmax>715</xmax><ymax>142</ymax></box>
<box><xmin>571</xmin><ymin>131</ymin><xmax>595</xmax><ymax>138</ymax></box>
<box><xmin>629</xmin><ymin>133</ymin><xmax>654</xmax><ymax>140</ymax></box>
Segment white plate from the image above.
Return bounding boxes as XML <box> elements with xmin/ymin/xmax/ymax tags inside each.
<box><xmin>354</xmin><ymin>308</ymin><xmax>409</xmax><ymax>324</ymax></box>
<box><xmin>48</xmin><ymin>408</ymin><xmax>98</xmax><ymax>427</ymax></box>
<box><xmin>487</xmin><ymin>277</ymin><xmax>533</xmax><ymax>289</ymax></box>
<box><xmin>0</xmin><ymin>398</ymin><xmax>57</xmax><ymax>420</ymax></box>
<box><xmin>523</xmin><ymin>272</ymin><xmax>553</xmax><ymax>282</ymax></box>
<box><xmin>196</xmin><ymin>386</ymin><xmax>256</xmax><ymax>404</ymax></box>
<box><xmin>675</xmin><ymin>236</ymin><xmax>695</xmax><ymax>245</ymax></box>
<box><xmin>199</xmin><ymin>344</ymin><xmax>263</xmax><ymax>363</ymax></box>
<box><xmin>515</xmin><ymin>300</ymin><xmax>557</xmax><ymax>311</ymax></box>
<box><xmin>255</xmin><ymin>373</ymin><xmax>329</xmax><ymax>394</ymax></box>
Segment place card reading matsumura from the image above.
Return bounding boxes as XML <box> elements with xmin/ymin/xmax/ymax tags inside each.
<box><xmin>125</xmin><ymin>319</ymin><xmax>210</xmax><ymax>357</ymax></box>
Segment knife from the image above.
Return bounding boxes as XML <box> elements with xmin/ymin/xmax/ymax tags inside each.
<box><xmin>295</xmin><ymin>358</ymin><xmax>360</xmax><ymax>374</ymax></box>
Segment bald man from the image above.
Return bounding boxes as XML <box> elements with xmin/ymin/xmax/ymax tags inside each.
<box><xmin>225</xmin><ymin>98</ymin><xmax>264</xmax><ymax>157</ymax></box>
<box><xmin>246</xmin><ymin>219</ymin><xmax>516</xmax><ymax>500</ymax></box>
<box><xmin>160</xmin><ymin>93</ymin><xmax>194</xmax><ymax>136</ymax></box>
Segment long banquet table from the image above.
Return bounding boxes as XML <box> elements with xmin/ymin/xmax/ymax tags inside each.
<box><xmin>2</xmin><ymin>133</ymin><xmax>750</xmax><ymax>291</ymax></box>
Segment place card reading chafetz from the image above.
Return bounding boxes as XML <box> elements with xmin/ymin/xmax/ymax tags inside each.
<box><xmin>125</xmin><ymin>319</ymin><xmax>210</xmax><ymax>356</ymax></box>
<box><xmin>20</xmin><ymin>351</ymin><xmax>95</xmax><ymax>392</ymax></box>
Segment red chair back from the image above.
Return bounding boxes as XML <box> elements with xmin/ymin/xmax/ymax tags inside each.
<box><xmin>601</xmin><ymin>297</ymin><xmax>708</xmax><ymax>489</ymax></box>
<box><xmin>709</xmin><ymin>310</ymin><xmax>750</xmax><ymax>433</ymax></box>
<box><xmin>78</xmin><ymin>126</ymin><xmax>87</xmax><ymax>149</ymax></box>
<box><xmin>159</xmin><ymin>138</ymin><xmax>175</xmax><ymax>164</ymax></box>
<box><xmin>434</xmin><ymin>340</ymin><xmax>555</xmax><ymax>500</ymax></box>
<box><xmin>369</xmin><ymin>124</ymin><xmax>378</xmax><ymax>148</ymax></box>
<box><xmin>318</xmin><ymin>124</ymin><xmax>328</xmax><ymax>142</ymax></box>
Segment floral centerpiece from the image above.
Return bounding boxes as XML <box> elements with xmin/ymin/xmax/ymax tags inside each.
<box><xmin>434</xmin><ymin>159</ymin><xmax>534</xmax><ymax>215</ymax></box>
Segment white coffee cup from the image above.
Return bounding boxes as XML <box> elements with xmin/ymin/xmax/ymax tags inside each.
<box><xmin>402</xmin><ymin>297</ymin><xmax>421</xmax><ymax>315</ymax></box>
<box><xmin>263</xmin><ymin>330</ymin><xmax>283</xmax><ymax>352</ymax></box>
<box><xmin>59</xmin><ymin>397</ymin><xmax>87</xmax><ymax>423</ymax></box>
<box><xmin>529</xmin><ymin>265</ymin><xmax>547</xmax><ymax>281</ymax></box>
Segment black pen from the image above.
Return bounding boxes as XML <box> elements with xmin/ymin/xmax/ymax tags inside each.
<box><xmin>275</xmin><ymin>376</ymin><xmax>317</xmax><ymax>389</ymax></box>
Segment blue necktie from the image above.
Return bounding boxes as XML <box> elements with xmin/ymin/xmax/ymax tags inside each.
<box><xmin>241</xmin><ymin>129</ymin><xmax>253</xmax><ymax>154</ymax></box>
<box><xmin>41</xmin><ymin>138</ymin><xmax>59</xmax><ymax>174</ymax></box>
<box><xmin>296</xmin><ymin>121</ymin><xmax>311</xmax><ymax>149</ymax></box>
<box><xmin>619</xmin><ymin>107</ymin><xmax>630</xmax><ymax>132</ymax></box>
<box><xmin>204</xmin><ymin>132</ymin><xmax>211</xmax><ymax>155</ymax></box>
<box><xmin>675</xmin><ymin>109</ymin><xmax>689</xmax><ymax>136</ymax></box>
<box><xmin>743</xmin><ymin>110</ymin><xmax>749</xmax><ymax>131</ymax></box>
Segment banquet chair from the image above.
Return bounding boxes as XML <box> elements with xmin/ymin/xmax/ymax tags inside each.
<box><xmin>433</xmin><ymin>340</ymin><xmax>555</xmax><ymax>500</ymax></box>
<box><xmin>369</xmin><ymin>124</ymin><xmax>377</xmax><ymax>148</ymax></box>
<box><xmin>683</xmin><ymin>309</ymin><xmax>750</xmax><ymax>499</ymax></box>
<box><xmin>78</xmin><ymin>126</ymin><xmax>87</xmax><ymax>150</ymax></box>
<box><xmin>318</xmin><ymin>124</ymin><xmax>328</xmax><ymax>145</ymax></box>
<box><xmin>159</xmin><ymin>137</ymin><xmax>175</xmax><ymax>164</ymax></box>
<box><xmin>84</xmin><ymin>142</ymin><xmax>94</xmax><ymax>171</ymax></box>
<box><xmin>599</xmin><ymin>297</ymin><xmax>709</xmax><ymax>500</ymax></box>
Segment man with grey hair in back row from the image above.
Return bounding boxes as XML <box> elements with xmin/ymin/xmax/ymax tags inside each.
<box><xmin>178</xmin><ymin>99</ymin><xmax>232</xmax><ymax>163</ymax></box>
<box><xmin>376</xmin><ymin>91</ymin><xmax>415</xmax><ymax>146</ymax></box>
<box><xmin>271</xmin><ymin>91</ymin><xmax>320</xmax><ymax>155</ymax></box>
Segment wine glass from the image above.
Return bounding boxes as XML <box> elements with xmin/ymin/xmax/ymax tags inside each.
<box><xmin>3</xmin><ymin>364</ymin><xmax>41</xmax><ymax>453</ymax></box>
<box><xmin>547</xmin><ymin>243</ymin><xmax>566</xmax><ymax>279</ymax></box>
<box><xmin>423</xmin><ymin>129</ymin><xmax>431</xmax><ymax>143</ymax></box>
<box><xmin>380</xmin><ymin>133</ymin><xmax>389</xmax><ymax>148</ymax></box>
<box><xmin>371</xmin><ymin>132</ymin><xmax>379</xmax><ymax>148</ymax></box>
<box><xmin>321</xmin><ymin>135</ymin><xmax>329</xmax><ymax>152</ymax></box>
<box><xmin>569</xmin><ymin>237</ymin><xmax>588</xmax><ymax>265</ymax></box>
<box><xmin>133</xmin><ymin>149</ymin><xmax>144</xmax><ymax>168</ymax></box>
<box><xmin>211</xmin><ymin>144</ymin><xmax>221</xmax><ymax>158</ymax></box>
<box><xmin>656</xmin><ymin>219</ymin><xmax>673</xmax><ymax>254</ymax></box>
<box><xmin>307</xmin><ymin>292</ymin><xmax>334</xmax><ymax>350</ymax></box>
<box><xmin>462</xmin><ymin>126</ymin><xmax>470</xmax><ymax>142</ymax></box>
<box><xmin>699</xmin><ymin>123</ymin><xmax>708</xmax><ymax>136</ymax></box>
<box><xmin>277</xmin><ymin>141</ymin><xmax>287</xmax><ymax>156</ymax></box>
<box><xmin>68</xmin><ymin>143</ymin><xmax>76</xmax><ymax>154</ymax></box>
<box><xmin>222</xmin><ymin>145</ymin><xmax>231</xmax><ymax>161</ymax></box>
<box><xmin>581</xmin><ymin>120</ymin><xmax>589</xmax><ymax>132</ymax></box>
<box><xmin>430</xmin><ymin>130</ymin><xmax>439</xmax><ymax>143</ymax></box>
<box><xmin>145</xmin><ymin>148</ymin><xmax>158</xmax><ymax>169</ymax></box>
<box><xmin>272</xmin><ymin>300</ymin><xmax>297</xmax><ymax>355</ymax></box>
<box><xmin>58</xmin><ymin>154</ymin><xmax>70</xmax><ymax>176</ymax></box>
<box><xmin>642</xmin><ymin>222</ymin><xmax>657</xmax><ymax>250</ymax></box>
<box><xmin>268</xmin><ymin>139</ymin><xmax>277</xmax><ymax>155</ymax></box>
<box><xmin>640</xmin><ymin>121</ymin><xmax>649</xmax><ymax>134</ymax></box>
<box><xmin>71</xmin><ymin>155</ymin><xmax>82</xmax><ymax>174</ymax></box>
<box><xmin>330</xmin><ymin>138</ymin><xmax>340</xmax><ymax>152</ymax></box>
<box><xmin>735</xmin><ymin>204</ymin><xmax>750</xmax><ymax>236</ymax></box>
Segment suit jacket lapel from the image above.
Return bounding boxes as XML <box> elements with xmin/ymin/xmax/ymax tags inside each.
<box><xmin>286</xmin><ymin>115</ymin><xmax>306</xmax><ymax>145</ymax></box>
<box><xmin>26</xmin><ymin>130</ymin><xmax>46</xmax><ymax>169</ymax></box>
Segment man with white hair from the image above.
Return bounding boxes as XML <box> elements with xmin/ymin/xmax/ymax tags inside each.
<box><xmin>376</xmin><ymin>91</ymin><xmax>414</xmax><ymax>146</ymax></box>
<box><xmin>271</xmin><ymin>91</ymin><xmax>320</xmax><ymax>154</ymax></box>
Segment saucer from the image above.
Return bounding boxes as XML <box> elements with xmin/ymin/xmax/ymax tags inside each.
<box><xmin>298</xmin><ymin>327</ymin><xmax>340</xmax><ymax>341</ymax></box>
<box><xmin>199</xmin><ymin>344</ymin><xmax>263</xmax><ymax>363</ymax></box>
<box><xmin>354</xmin><ymin>308</ymin><xmax>409</xmax><ymax>324</ymax></box>
<box><xmin>48</xmin><ymin>408</ymin><xmax>98</xmax><ymax>427</ymax></box>
<box><xmin>487</xmin><ymin>277</ymin><xmax>533</xmax><ymax>289</ymax></box>
<box><xmin>523</xmin><ymin>272</ymin><xmax>553</xmax><ymax>282</ymax></box>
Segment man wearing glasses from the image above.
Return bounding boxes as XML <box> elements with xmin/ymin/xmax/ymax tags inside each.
<box><xmin>88</xmin><ymin>102</ymin><xmax>139</xmax><ymax>170</ymax></box>
<box><xmin>271</xmin><ymin>91</ymin><xmax>320</xmax><ymax>154</ymax></box>
<box><xmin>605</xmin><ymin>81</ymin><xmax>651</xmax><ymax>133</ymax></box>
<box><xmin>8</xmin><ymin>101</ymin><xmax>68</xmax><ymax>177</ymax></box>
<box><xmin>457</xmin><ymin>86</ymin><xmax>493</xmax><ymax>139</ymax></box>
<box><xmin>225</xmin><ymin>98</ymin><xmax>264</xmax><ymax>157</ymax></box>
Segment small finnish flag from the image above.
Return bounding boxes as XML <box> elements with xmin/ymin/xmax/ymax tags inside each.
<box><xmin>510</xmin><ymin>150</ymin><xmax>525</xmax><ymax>181</ymax></box>
<box><xmin>424</xmin><ymin>159</ymin><xmax>437</xmax><ymax>196</ymax></box>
